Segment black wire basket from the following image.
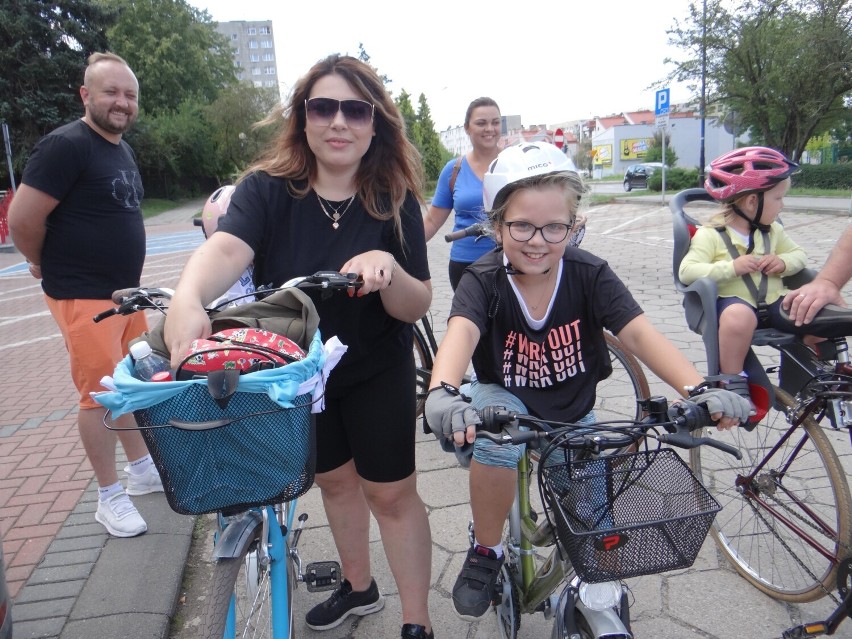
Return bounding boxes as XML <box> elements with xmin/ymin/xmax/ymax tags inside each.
<box><xmin>540</xmin><ymin>448</ymin><xmax>721</xmax><ymax>583</ymax></box>
<box><xmin>133</xmin><ymin>385</ymin><xmax>315</xmax><ymax>515</ymax></box>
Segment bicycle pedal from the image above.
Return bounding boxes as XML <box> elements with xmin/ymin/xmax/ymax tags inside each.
<box><xmin>303</xmin><ymin>560</ymin><xmax>341</xmax><ymax>592</ymax></box>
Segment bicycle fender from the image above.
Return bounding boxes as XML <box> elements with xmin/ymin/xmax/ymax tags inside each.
<box><xmin>213</xmin><ymin>510</ymin><xmax>263</xmax><ymax>560</ymax></box>
<box><xmin>575</xmin><ymin>598</ymin><xmax>630</xmax><ymax>637</ymax></box>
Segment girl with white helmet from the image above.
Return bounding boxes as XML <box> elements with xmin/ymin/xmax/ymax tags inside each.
<box><xmin>424</xmin><ymin>141</ymin><xmax>751</xmax><ymax>623</ymax></box>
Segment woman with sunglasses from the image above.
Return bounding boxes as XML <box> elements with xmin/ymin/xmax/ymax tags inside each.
<box><xmin>423</xmin><ymin>97</ymin><xmax>501</xmax><ymax>290</ymax></box>
<box><xmin>163</xmin><ymin>54</ymin><xmax>434</xmax><ymax>639</ymax></box>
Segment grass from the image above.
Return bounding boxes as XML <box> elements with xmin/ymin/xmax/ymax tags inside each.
<box><xmin>140</xmin><ymin>197</ymin><xmax>203</xmax><ymax>219</ymax></box>
<box><xmin>141</xmin><ymin>198</ymin><xmax>180</xmax><ymax>219</ymax></box>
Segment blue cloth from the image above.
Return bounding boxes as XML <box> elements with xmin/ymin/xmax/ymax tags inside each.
<box><xmin>93</xmin><ymin>332</ymin><xmax>328</xmax><ymax>417</ymax></box>
<box><xmin>432</xmin><ymin>157</ymin><xmax>496</xmax><ymax>263</ymax></box>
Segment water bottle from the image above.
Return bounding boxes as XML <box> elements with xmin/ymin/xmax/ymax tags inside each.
<box><xmin>130</xmin><ymin>341</ymin><xmax>172</xmax><ymax>381</ymax></box>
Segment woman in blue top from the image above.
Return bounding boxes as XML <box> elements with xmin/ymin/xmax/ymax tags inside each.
<box><xmin>424</xmin><ymin>97</ymin><xmax>501</xmax><ymax>290</ymax></box>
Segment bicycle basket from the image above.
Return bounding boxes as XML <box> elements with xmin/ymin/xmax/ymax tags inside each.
<box><xmin>540</xmin><ymin>448</ymin><xmax>721</xmax><ymax>583</ymax></box>
<box><xmin>133</xmin><ymin>386</ymin><xmax>315</xmax><ymax>515</ymax></box>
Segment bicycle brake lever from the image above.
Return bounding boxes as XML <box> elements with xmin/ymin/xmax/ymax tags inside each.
<box><xmin>659</xmin><ymin>432</ymin><xmax>742</xmax><ymax>459</ymax></box>
<box><xmin>475</xmin><ymin>426</ymin><xmax>536</xmax><ymax>445</ymax></box>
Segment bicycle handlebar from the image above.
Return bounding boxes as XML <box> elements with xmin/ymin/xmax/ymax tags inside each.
<box><xmin>93</xmin><ymin>272</ymin><xmax>362</xmax><ymax>323</ymax></box>
<box><xmin>444</xmin><ymin>222</ymin><xmax>489</xmax><ymax>243</ymax></box>
<box><xmin>474</xmin><ymin>396</ymin><xmax>742</xmax><ymax>459</ymax></box>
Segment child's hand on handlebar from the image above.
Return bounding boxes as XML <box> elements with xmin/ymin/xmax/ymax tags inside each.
<box><xmin>687</xmin><ymin>387</ymin><xmax>752</xmax><ymax>430</ymax></box>
<box><xmin>424</xmin><ymin>383</ymin><xmax>481</xmax><ymax>447</ymax></box>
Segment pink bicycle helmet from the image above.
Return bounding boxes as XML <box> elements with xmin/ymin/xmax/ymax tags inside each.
<box><xmin>200</xmin><ymin>185</ymin><xmax>236</xmax><ymax>238</ymax></box>
<box><xmin>705</xmin><ymin>146</ymin><xmax>798</xmax><ymax>202</ymax></box>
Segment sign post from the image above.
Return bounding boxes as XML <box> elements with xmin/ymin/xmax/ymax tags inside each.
<box><xmin>655</xmin><ymin>89</ymin><xmax>670</xmax><ymax>203</ymax></box>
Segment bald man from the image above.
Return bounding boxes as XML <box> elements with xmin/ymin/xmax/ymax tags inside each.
<box><xmin>9</xmin><ymin>52</ymin><xmax>162</xmax><ymax>537</ymax></box>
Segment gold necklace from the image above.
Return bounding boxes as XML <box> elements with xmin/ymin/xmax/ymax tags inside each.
<box><xmin>316</xmin><ymin>193</ymin><xmax>355</xmax><ymax>230</ymax></box>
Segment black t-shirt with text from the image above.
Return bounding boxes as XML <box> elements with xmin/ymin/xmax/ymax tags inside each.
<box><xmin>452</xmin><ymin>248</ymin><xmax>642</xmax><ymax>422</ymax></box>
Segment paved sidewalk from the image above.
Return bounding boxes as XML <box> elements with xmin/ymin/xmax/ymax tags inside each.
<box><xmin>0</xmin><ymin>196</ymin><xmax>850</xmax><ymax>639</ymax></box>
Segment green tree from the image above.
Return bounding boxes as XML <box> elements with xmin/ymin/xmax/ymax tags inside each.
<box><xmin>205</xmin><ymin>83</ymin><xmax>279</xmax><ymax>181</ymax></box>
<box><xmin>395</xmin><ymin>90</ymin><xmax>418</xmax><ymax>146</ymax></box>
<box><xmin>0</xmin><ymin>0</ymin><xmax>114</xmax><ymax>182</ymax></box>
<box><xmin>643</xmin><ymin>130</ymin><xmax>679</xmax><ymax>166</ymax></box>
<box><xmin>103</xmin><ymin>0</ymin><xmax>236</xmax><ymax>115</ymax></box>
<box><xmin>415</xmin><ymin>94</ymin><xmax>444</xmax><ymax>181</ymax></box>
<box><xmin>667</xmin><ymin>0</ymin><xmax>852</xmax><ymax>161</ymax></box>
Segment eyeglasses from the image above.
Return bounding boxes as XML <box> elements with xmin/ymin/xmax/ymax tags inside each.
<box><xmin>504</xmin><ymin>221</ymin><xmax>573</xmax><ymax>244</ymax></box>
<box><xmin>305</xmin><ymin>97</ymin><xmax>375</xmax><ymax>129</ymax></box>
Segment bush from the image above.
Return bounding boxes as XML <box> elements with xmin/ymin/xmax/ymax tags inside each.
<box><xmin>648</xmin><ymin>168</ymin><xmax>700</xmax><ymax>192</ymax></box>
<box><xmin>794</xmin><ymin>164</ymin><xmax>852</xmax><ymax>190</ymax></box>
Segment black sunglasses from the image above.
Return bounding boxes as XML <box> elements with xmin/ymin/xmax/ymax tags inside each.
<box><xmin>305</xmin><ymin>97</ymin><xmax>375</xmax><ymax>129</ymax></box>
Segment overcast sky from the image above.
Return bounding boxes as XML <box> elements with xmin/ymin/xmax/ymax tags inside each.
<box><xmin>190</xmin><ymin>0</ymin><xmax>700</xmax><ymax>130</ymax></box>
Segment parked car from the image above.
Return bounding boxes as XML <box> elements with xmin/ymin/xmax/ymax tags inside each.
<box><xmin>623</xmin><ymin>162</ymin><xmax>665</xmax><ymax>191</ymax></box>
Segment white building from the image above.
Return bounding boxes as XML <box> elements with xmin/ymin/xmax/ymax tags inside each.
<box><xmin>588</xmin><ymin>109</ymin><xmax>742</xmax><ymax>178</ymax></box>
<box><xmin>214</xmin><ymin>20</ymin><xmax>280</xmax><ymax>97</ymax></box>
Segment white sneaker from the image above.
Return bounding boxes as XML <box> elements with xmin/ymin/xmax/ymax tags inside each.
<box><xmin>124</xmin><ymin>464</ymin><xmax>164</xmax><ymax>496</ymax></box>
<box><xmin>95</xmin><ymin>492</ymin><xmax>147</xmax><ymax>537</ymax></box>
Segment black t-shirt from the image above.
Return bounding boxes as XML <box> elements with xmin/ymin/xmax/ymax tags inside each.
<box><xmin>452</xmin><ymin>248</ymin><xmax>642</xmax><ymax>422</ymax></box>
<box><xmin>21</xmin><ymin>119</ymin><xmax>146</xmax><ymax>299</ymax></box>
<box><xmin>217</xmin><ymin>171</ymin><xmax>430</xmax><ymax>391</ymax></box>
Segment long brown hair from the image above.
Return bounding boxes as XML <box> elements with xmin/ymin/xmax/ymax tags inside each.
<box><xmin>244</xmin><ymin>54</ymin><xmax>424</xmax><ymax>240</ymax></box>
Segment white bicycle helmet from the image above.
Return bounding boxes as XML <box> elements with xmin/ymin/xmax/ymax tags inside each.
<box><xmin>483</xmin><ymin>142</ymin><xmax>578</xmax><ymax>211</ymax></box>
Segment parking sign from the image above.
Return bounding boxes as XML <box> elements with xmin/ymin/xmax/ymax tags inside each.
<box><xmin>655</xmin><ymin>88</ymin><xmax>670</xmax><ymax>116</ymax></box>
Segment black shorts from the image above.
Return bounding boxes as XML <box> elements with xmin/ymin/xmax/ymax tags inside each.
<box><xmin>315</xmin><ymin>355</ymin><xmax>416</xmax><ymax>482</ymax></box>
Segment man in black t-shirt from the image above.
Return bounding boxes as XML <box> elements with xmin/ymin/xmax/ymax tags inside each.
<box><xmin>9</xmin><ymin>52</ymin><xmax>162</xmax><ymax>538</ymax></box>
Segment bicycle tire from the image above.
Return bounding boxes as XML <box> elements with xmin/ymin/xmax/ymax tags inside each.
<box><xmin>690</xmin><ymin>384</ymin><xmax>852</xmax><ymax>602</ymax></box>
<box><xmin>598</xmin><ymin>333</ymin><xmax>651</xmax><ymax>422</ymax></box>
<box><xmin>200</xmin><ymin>522</ymin><xmax>294</xmax><ymax>639</ymax></box>
<box><xmin>494</xmin><ymin>563</ymin><xmax>520</xmax><ymax>639</ymax></box>
<box><xmin>413</xmin><ymin>321</ymin><xmax>434</xmax><ymax>419</ymax></box>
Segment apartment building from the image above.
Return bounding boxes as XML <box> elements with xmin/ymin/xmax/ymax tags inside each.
<box><xmin>214</xmin><ymin>20</ymin><xmax>280</xmax><ymax>97</ymax></box>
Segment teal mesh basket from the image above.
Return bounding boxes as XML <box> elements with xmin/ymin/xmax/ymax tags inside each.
<box><xmin>133</xmin><ymin>385</ymin><xmax>315</xmax><ymax>515</ymax></box>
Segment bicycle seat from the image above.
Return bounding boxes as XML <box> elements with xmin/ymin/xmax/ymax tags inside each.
<box><xmin>778</xmin><ymin>303</ymin><xmax>852</xmax><ymax>338</ymax></box>
<box><xmin>670</xmin><ymin>189</ymin><xmax>818</xmax><ymax>413</ymax></box>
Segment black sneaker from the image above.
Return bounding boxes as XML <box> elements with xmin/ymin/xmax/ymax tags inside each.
<box><xmin>401</xmin><ymin>623</ymin><xmax>434</xmax><ymax>639</ymax></box>
<box><xmin>305</xmin><ymin>577</ymin><xmax>384</xmax><ymax>630</ymax></box>
<box><xmin>452</xmin><ymin>545</ymin><xmax>504</xmax><ymax>621</ymax></box>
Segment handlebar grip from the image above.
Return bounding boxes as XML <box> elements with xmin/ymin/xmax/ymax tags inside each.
<box><xmin>111</xmin><ymin>288</ymin><xmax>139</xmax><ymax>304</ymax></box>
<box><xmin>444</xmin><ymin>222</ymin><xmax>487</xmax><ymax>243</ymax></box>
<box><xmin>92</xmin><ymin>308</ymin><xmax>118</xmax><ymax>323</ymax></box>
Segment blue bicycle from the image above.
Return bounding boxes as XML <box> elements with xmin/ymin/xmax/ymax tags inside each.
<box><xmin>95</xmin><ymin>272</ymin><xmax>359</xmax><ymax>639</ymax></box>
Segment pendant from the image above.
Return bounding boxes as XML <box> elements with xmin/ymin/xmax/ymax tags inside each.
<box><xmin>332</xmin><ymin>222</ymin><xmax>339</xmax><ymax>230</ymax></box>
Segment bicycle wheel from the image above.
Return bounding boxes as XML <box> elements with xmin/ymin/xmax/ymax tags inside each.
<box><xmin>494</xmin><ymin>564</ymin><xmax>520</xmax><ymax>639</ymax></box>
<box><xmin>690</xmin><ymin>385</ymin><xmax>852</xmax><ymax>602</ymax></box>
<box><xmin>201</xmin><ymin>519</ymin><xmax>294</xmax><ymax>638</ymax></box>
<box><xmin>596</xmin><ymin>333</ymin><xmax>650</xmax><ymax>422</ymax></box>
<box><xmin>413</xmin><ymin>321</ymin><xmax>434</xmax><ymax>418</ymax></box>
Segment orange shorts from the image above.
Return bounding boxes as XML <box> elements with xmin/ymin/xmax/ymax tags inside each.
<box><xmin>45</xmin><ymin>296</ymin><xmax>149</xmax><ymax>409</ymax></box>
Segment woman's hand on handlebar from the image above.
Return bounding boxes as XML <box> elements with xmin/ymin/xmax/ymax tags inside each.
<box><xmin>163</xmin><ymin>299</ymin><xmax>212</xmax><ymax>369</ymax></box>
<box><xmin>340</xmin><ymin>250</ymin><xmax>396</xmax><ymax>297</ymax></box>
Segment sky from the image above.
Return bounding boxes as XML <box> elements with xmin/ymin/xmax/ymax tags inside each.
<box><xmin>189</xmin><ymin>0</ymin><xmax>700</xmax><ymax>131</ymax></box>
